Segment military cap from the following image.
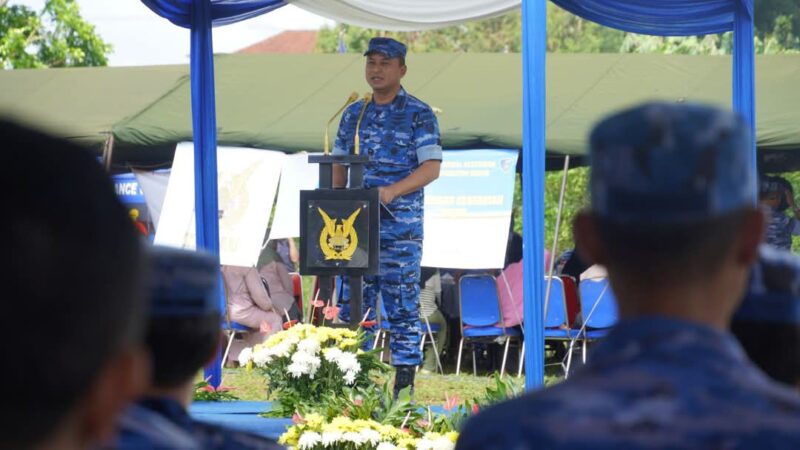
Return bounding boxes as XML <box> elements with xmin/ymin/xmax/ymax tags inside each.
<box><xmin>364</xmin><ymin>37</ymin><xmax>407</xmax><ymax>59</ymax></box>
<box><xmin>148</xmin><ymin>246</ymin><xmax>219</xmax><ymax>316</ymax></box>
<box><xmin>589</xmin><ymin>102</ymin><xmax>754</xmax><ymax>223</ymax></box>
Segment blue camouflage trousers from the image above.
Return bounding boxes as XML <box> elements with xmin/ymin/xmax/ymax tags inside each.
<box><xmin>339</xmin><ymin>238</ymin><xmax>423</xmax><ymax>366</ymax></box>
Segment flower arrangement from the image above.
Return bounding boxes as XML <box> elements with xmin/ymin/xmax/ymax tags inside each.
<box><xmin>238</xmin><ymin>324</ymin><xmax>390</xmax><ymax>417</ymax></box>
<box><xmin>279</xmin><ymin>414</ymin><xmax>458</xmax><ymax>450</ymax></box>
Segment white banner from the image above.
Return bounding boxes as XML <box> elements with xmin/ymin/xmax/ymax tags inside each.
<box><xmin>269</xmin><ymin>152</ymin><xmax>320</xmax><ymax>240</ymax></box>
<box><xmin>133</xmin><ymin>169</ymin><xmax>170</xmax><ymax>230</ymax></box>
<box><xmin>155</xmin><ymin>143</ymin><xmax>285</xmax><ymax>267</ymax></box>
<box><xmin>421</xmin><ymin>149</ymin><xmax>518</xmax><ymax>269</ymax></box>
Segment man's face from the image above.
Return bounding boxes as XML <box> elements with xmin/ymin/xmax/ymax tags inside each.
<box><xmin>365</xmin><ymin>53</ymin><xmax>406</xmax><ymax>92</ymax></box>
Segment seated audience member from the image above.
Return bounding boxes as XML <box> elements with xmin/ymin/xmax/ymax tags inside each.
<box><xmin>115</xmin><ymin>246</ymin><xmax>284</xmax><ymax>449</ymax></box>
<box><xmin>554</xmin><ymin>248</ymin><xmax>589</xmax><ymax>282</ymax></box>
<box><xmin>258</xmin><ymin>258</ymin><xmax>299</xmax><ymax>322</ymax></box>
<box><xmin>457</xmin><ymin>103</ymin><xmax>800</xmax><ymax>450</ymax></box>
<box><xmin>221</xmin><ymin>265</ymin><xmax>283</xmax><ymax>345</ymax></box>
<box><xmin>0</xmin><ymin>121</ymin><xmax>149</xmax><ymax>449</ymax></box>
<box><xmin>760</xmin><ymin>175</ymin><xmax>800</xmax><ymax>251</ymax></box>
<box><xmin>732</xmin><ymin>245</ymin><xmax>800</xmax><ymax>388</ymax></box>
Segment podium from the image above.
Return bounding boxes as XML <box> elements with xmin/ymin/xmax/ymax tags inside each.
<box><xmin>299</xmin><ymin>154</ymin><xmax>379</xmax><ymax>327</ymax></box>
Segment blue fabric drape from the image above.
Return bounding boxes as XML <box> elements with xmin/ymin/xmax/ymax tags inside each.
<box><xmin>189</xmin><ymin>0</ymin><xmax>224</xmax><ymax>388</ymax></box>
<box><xmin>733</xmin><ymin>1</ymin><xmax>756</xmax><ymax>199</ymax></box>
<box><xmin>521</xmin><ymin>0</ymin><xmax>547</xmax><ymax>391</ymax></box>
<box><xmin>141</xmin><ymin>0</ymin><xmax>286</xmax><ymax>28</ymax></box>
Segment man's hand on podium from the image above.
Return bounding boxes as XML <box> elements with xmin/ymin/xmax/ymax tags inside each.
<box><xmin>379</xmin><ymin>185</ymin><xmax>397</xmax><ymax>205</ymax></box>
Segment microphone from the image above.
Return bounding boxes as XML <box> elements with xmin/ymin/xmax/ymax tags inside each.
<box><xmin>324</xmin><ymin>92</ymin><xmax>359</xmax><ymax>155</ymax></box>
<box><xmin>354</xmin><ymin>92</ymin><xmax>373</xmax><ymax>155</ymax></box>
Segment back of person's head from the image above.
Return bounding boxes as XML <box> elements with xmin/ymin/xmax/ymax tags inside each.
<box><xmin>0</xmin><ymin>121</ymin><xmax>148</xmax><ymax>448</ymax></box>
<box><xmin>577</xmin><ymin>102</ymin><xmax>760</xmax><ymax>287</ymax></box>
<box><xmin>732</xmin><ymin>246</ymin><xmax>800</xmax><ymax>387</ymax></box>
<box><xmin>146</xmin><ymin>247</ymin><xmax>220</xmax><ymax>389</ymax></box>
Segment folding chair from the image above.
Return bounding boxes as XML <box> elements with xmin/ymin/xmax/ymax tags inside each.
<box><xmin>457</xmin><ymin>273</ymin><xmax>521</xmax><ymax>377</ymax></box>
<box><xmin>219</xmin><ymin>275</ymin><xmax>252</xmax><ymax>366</ymax></box>
<box><xmin>418</xmin><ymin>317</ymin><xmax>443</xmax><ymax>374</ymax></box>
<box><xmin>565</xmin><ymin>277</ymin><xmax>618</xmax><ymax>372</ymax></box>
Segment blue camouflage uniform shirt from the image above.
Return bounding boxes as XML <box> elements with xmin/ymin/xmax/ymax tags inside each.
<box><xmin>457</xmin><ymin>317</ymin><xmax>800</xmax><ymax>450</ymax></box>
<box><xmin>115</xmin><ymin>397</ymin><xmax>284</xmax><ymax>449</ymax></box>
<box><xmin>333</xmin><ymin>86</ymin><xmax>442</xmax><ymax>239</ymax></box>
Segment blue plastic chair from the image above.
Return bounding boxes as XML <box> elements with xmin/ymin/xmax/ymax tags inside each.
<box><xmin>569</xmin><ymin>277</ymin><xmax>619</xmax><ymax>366</ymax></box>
<box><xmin>457</xmin><ymin>273</ymin><xmax>521</xmax><ymax>376</ymax></box>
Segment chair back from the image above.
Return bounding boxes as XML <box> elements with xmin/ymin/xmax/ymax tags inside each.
<box><xmin>544</xmin><ymin>276</ymin><xmax>568</xmax><ymax>328</ymax></box>
<box><xmin>560</xmin><ymin>275</ymin><xmax>581</xmax><ymax>326</ymax></box>
<box><xmin>578</xmin><ymin>278</ymin><xmax>619</xmax><ymax>329</ymax></box>
<box><xmin>459</xmin><ymin>274</ymin><xmax>502</xmax><ymax>327</ymax></box>
<box><xmin>290</xmin><ymin>272</ymin><xmax>303</xmax><ymax>313</ymax></box>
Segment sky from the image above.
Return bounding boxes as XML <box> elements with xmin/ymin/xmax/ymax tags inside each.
<box><xmin>11</xmin><ymin>0</ymin><xmax>334</xmax><ymax>66</ymax></box>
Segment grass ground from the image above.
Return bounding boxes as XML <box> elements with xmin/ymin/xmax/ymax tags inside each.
<box><xmin>210</xmin><ymin>367</ymin><xmax>562</xmax><ymax>407</ymax></box>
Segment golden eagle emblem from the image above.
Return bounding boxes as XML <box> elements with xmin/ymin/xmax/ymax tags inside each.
<box><xmin>318</xmin><ymin>207</ymin><xmax>361</xmax><ymax>260</ymax></box>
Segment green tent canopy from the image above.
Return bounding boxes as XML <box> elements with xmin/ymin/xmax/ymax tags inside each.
<box><xmin>1</xmin><ymin>53</ymin><xmax>798</xmax><ymax>170</ymax></box>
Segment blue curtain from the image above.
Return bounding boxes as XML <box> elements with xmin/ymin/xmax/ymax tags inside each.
<box><xmin>141</xmin><ymin>0</ymin><xmax>286</xmax><ymax>28</ymax></box>
<box><xmin>521</xmin><ymin>0</ymin><xmax>547</xmax><ymax>391</ymax></box>
<box><xmin>142</xmin><ymin>0</ymin><xmax>284</xmax><ymax>387</ymax></box>
<box><xmin>522</xmin><ymin>0</ymin><xmax>755</xmax><ymax>390</ymax></box>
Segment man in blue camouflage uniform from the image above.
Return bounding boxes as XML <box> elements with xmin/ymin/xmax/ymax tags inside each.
<box><xmin>457</xmin><ymin>102</ymin><xmax>800</xmax><ymax>450</ymax></box>
<box><xmin>332</xmin><ymin>37</ymin><xmax>442</xmax><ymax>397</ymax></box>
<box><xmin>760</xmin><ymin>175</ymin><xmax>800</xmax><ymax>250</ymax></box>
<box><xmin>114</xmin><ymin>247</ymin><xmax>284</xmax><ymax>449</ymax></box>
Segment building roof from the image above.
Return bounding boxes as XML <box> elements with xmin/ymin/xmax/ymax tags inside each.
<box><xmin>237</xmin><ymin>30</ymin><xmax>318</xmax><ymax>54</ymax></box>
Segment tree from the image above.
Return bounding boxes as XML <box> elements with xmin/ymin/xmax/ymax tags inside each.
<box><xmin>0</xmin><ymin>0</ymin><xmax>111</xmax><ymax>69</ymax></box>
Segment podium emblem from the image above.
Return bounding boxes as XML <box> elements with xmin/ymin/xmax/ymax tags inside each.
<box><xmin>318</xmin><ymin>207</ymin><xmax>361</xmax><ymax>260</ymax></box>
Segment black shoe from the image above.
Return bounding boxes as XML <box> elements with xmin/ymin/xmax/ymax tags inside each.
<box><xmin>392</xmin><ymin>365</ymin><xmax>416</xmax><ymax>400</ymax></box>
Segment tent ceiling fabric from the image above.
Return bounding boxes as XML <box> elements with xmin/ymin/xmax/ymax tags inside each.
<box><xmin>289</xmin><ymin>0</ymin><xmax>520</xmax><ymax>31</ymax></box>
<box><xmin>1</xmin><ymin>53</ymin><xmax>798</xmax><ymax>170</ymax></box>
<box><xmin>107</xmin><ymin>53</ymin><xmax>798</xmax><ymax>167</ymax></box>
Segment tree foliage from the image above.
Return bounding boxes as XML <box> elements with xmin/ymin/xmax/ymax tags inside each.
<box><xmin>0</xmin><ymin>0</ymin><xmax>111</xmax><ymax>69</ymax></box>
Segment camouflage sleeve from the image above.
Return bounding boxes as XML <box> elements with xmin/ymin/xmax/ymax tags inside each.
<box><xmin>413</xmin><ymin>106</ymin><xmax>442</xmax><ymax>163</ymax></box>
<box><xmin>333</xmin><ymin>103</ymin><xmax>357</xmax><ymax>156</ymax></box>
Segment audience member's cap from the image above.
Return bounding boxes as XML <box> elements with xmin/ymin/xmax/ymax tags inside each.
<box><xmin>589</xmin><ymin>102</ymin><xmax>753</xmax><ymax>223</ymax></box>
<box><xmin>735</xmin><ymin>245</ymin><xmax>800</xmax><ymax>324</ymax></box>
<box><xmin>364</xmin><ymin>37</ymin><xmax>407</xmax><ymax>59</ymax></box>
<box><xmin>149</xmin><ymin>246</ymin><xmax>219</xmax><ymax>316</ymax></box>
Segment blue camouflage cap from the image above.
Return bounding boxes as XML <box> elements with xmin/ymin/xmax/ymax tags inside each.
<box><xmin>589</xmin><ymin>102</ymin><xmax>754</xmax><ymax>223</ymax></box>
<box><xmin>364</xmin><ymin>37</ymin><xmax>407</xmax><ymax>59</ymax></box>
<box><xmin>148</xmin><ymin>246</ymin><xmax>219</xmax><ymax>317</ymax></box>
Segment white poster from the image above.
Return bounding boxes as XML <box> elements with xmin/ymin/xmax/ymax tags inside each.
<box><xmin>155</xmin><ymin>142</ymin><xmax>285</xmax><ymax>267</ymax></box>
<box><xmin>133</xmin><ymin>169</ymin><xmax>170</xmax><ymax>230</ymax></box>
<box><xmin>269</xmin><ymin>152</ymin><xmax>320</xmax><ymax>239</ymax></box>
<box><xmin>422</xmin><ymin>149</ymin><xmax>518</xmax><ymax>269</ymax></box>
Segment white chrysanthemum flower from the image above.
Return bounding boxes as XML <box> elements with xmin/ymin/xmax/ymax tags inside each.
<box><xmin>431</xmin><ymin>437</ymin><xmax>455</xmax><ymax>450</ymax></box>
<box><xmin>416</xmin><ymin>439</ymin><xmax>435</xmax><ymax>450</ymax></box>
<box><xmin>377</xmin><ymin>442</ymin><xmax>398</xmax><ymax>450</ymax></box>
<box><xmin>336</xmin><ymin>352</ymin><xmax>360</xmax><ymax>373</ymax></box>
<box><xmin>321</xmin><ymin>431</ymin><xmax>343</xmax><ymax>446</ymax></box>
<box><xmin>297</xmin><ymin>338</ymin><xmax>321</xmax><ymax>355</ymax></box>
<box><xmin>343</xmin><ymin>431</ymin><xmax>365</xmax><ymax>445</ymax></box>
<box><xmin>237</xmin><ymin>347</ymin><xmax>252</xmax><ymax>365</ymax></box>
<box><xmin>323</xmin><ymin>347</ymin><xmax>343</xmax><ymax>362</ymax></box>
<box><xmin>252</xmin><ymin>348</ymin><xmax>273</xmax><ymax>366</ymax></box>
<box><xmin>343</xmin><ymin>371</ymin><xmax>357</xmax><ymax>385</ymax></box>
<box><xmin>360</xmin><ymin>429</ymin><xmax>381</xmax><ymax>445</ymax></box>
<box><xmin>287</xmin><ymin>362</ymin><xmax>306</xmax><ymax>378</ymax></box>
<box><xmin>297</xmin><ymin>431</ymin><xmax>322</xmax><ymax>450</ymax></box>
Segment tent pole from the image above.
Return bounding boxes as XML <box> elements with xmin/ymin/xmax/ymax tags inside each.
<box><xmin>543</xmin><ymin>155</ymin><xmax>570</xmax><ymax>324</ymax></box>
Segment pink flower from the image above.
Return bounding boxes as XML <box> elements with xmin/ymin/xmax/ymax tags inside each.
<box><xmin>353</xmin><ymin>399</ymin><xmax>363</xmax><ymax>406</ymax></box>
<box><xmin>292</xmin><ymin>412</ymin><xmax>304</xmax><ymax>424</ymax></box>
<box><xmin>417</xmin><ymin>419</ymin><xmax>430</xmax><ymax>428</ymax></box>
<box><xmin>359</xmin><ymin>320</ymin><xmax>377</xmax><ymax>328</ymax></box>
<box><xmin>323</xmin><ymin>305</ymin><xmax>340</xmax><ymax>320</ymax></box>
<box><xmin>259</xmin><ymin>321</ymin><xmax>273</xmax><ymax>334</ymax></box>
<box><xmin>471</xmin><ymin>403</ymin><xmax>480</xmax><ymax>415</ymax></box>
<box><xmin>312</xmin><ymin>299</ymin><xmax>325</xmax><ymax>308</ymax></box>
<box><xmin>282</xmin><ymin>320</ymin><xmax>298</xmax><ymax>330</ymax></box>
<box><xmin>443</xmin><ymin>393</ymin><xmax>461</xmax><ymax>412</ymax></box>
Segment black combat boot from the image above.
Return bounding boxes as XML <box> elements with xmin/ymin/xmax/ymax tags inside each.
<box><xmin>392</xmin><ymin>365</ymin><xmax>416</xmax><ymax>400</ymax></box>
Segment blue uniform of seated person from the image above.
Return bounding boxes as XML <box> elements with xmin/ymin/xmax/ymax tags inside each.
<box><xmin>457</xmin><ymin>103</ymin><xmax>800</xmax><ymax>450</ymax></box>
<box><xmin>732</xmin><ymin>245</ymin><xmax>800</xmax><ymax>388</ymax></box>
<box><xmin>333</xmin><ymin>37</ymin><xmax>442</xmax><ymax>397</ymax></box>
<box><xmin>114</xmin><ymin>247</ymin><xmax>284</xmax><ymax>449</ymax></box>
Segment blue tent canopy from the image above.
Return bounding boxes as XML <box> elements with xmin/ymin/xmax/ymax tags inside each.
<box><xmin>141</xmin><ymin>0</ymin><xmax>755</xmax><ymax>389</ymax></box>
